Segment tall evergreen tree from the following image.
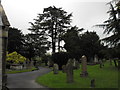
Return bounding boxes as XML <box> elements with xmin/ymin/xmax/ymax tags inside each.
<box><xmin>96</xmin><ymin>1</ymin><xmax>120</xmax><ymax>46</ymax></box>
<box><xmin>8</xmin><ymin>27</ymin><xmax>24</xmax><ymax>53</ymax></box>
<box><xmin>29</xmin><ymin>6</ymin><xmax>72</xmax><ymax>54</ymax></box>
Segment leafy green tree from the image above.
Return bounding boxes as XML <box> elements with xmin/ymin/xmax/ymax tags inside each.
<box><xmin>63</xmin><ymin>28</ymin><xmax>103</xmax><ymax>62</ymax></box>
<box><xmin>8</xmin><ymin>27</ymin><xmax>24</xmax><ymax>53</ymax></box>
<box><xmin>29</xmin><ymin>6</ymin><xmax>72</xmax><ymax>54</ymax></box>
<box><xmin>80</xmin><ymin>31</ymin><xmax>102</xmax><ymax>61</ymax></box>
<box><xmin>62</xmin><ymin>26</ymin><xmax>84</xmax><ymax>60</ymax></box>
<box><xmin>6</xmin><ymin>51</ymin><xmax>26</xmax><ymax>64</ymax></box>
<box><xmin>20</xmin><ymin>34</ymin><xmax>35</xmax><ymax>61</ymax></box>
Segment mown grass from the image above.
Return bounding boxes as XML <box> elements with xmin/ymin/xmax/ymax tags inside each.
<box><xmin>6</xmin><ymin>67</ymin><xmax>37</xmax><ymax>74</ymax></box>
<box><xmin>36</xmin><ymin>61</ymin><xmax>118</xmax><ymax>88</ymax></box>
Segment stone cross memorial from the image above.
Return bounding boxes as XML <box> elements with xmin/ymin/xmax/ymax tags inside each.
<box><xmin>0</xmin><ymin>1</ymin><xmax>10</xmax><ymax>89</ymax></box>
<box><xmin>80</xmin><ymin>55</ymin><xmax>88</xmax><ymax>77</ymax></box>
<box><xmin>66</xmin><ymin>59</ymin><xmax>74</xmax><ymax>83</ymax></box>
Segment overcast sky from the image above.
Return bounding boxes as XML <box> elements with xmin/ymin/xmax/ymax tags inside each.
<box><xmin>2</xmin><ymin>0</ymin><xmax>111</xmax><ymax>39</ymax></box>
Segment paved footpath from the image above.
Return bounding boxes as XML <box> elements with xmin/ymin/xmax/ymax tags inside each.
<box><xmin>7</xmin><ymin>67</ymin><xmax>52</xmax><ymax>89</ymax></box>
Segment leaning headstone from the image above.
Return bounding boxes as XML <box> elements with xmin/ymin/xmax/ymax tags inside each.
<box><xmin>90</xmin><ymin>79</ymin><xmax>95</xmax><ymax>88</ymax></box>
<box><xmin>66</xmin><ymin>59</ymin><xmax>74</xmax><ymax>83</ymax></box>
<box><xmin>53</xmin><ymin>63</ymin><xmax>59</xmax><ymax>74</ymax></box>
<box><xmin>80</xmin><ymin>55</ymin><xmax>88</xmax><ymax>77</ymax></box>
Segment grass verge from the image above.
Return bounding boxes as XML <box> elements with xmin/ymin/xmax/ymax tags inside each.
<box><xmin>36</xmin><ymin>61</ymin><xmax>118</xmax><ymax>88</ymax></box>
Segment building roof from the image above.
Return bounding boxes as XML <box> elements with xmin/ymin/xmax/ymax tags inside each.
<box><xmin>0</xmin><ymin>3</ymin><xmax>10</xmax><ymax>26</ymax></box>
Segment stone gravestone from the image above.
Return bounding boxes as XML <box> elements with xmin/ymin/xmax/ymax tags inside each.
<box><xmin>53</xmin><ymin>63</ymin><xmax>59</xmax><ymax>74</ymax></box>
<box><xmin>90</xmin><ymin>79</ymin><xmax>95</xmax><ymax>88</ymax></box>
<box><xmin>94</xmin><ymin>54</ymin><xmax>98</xmax><ymax>64</ymax></box>
<box><xmin>23</xmin><ymin>61</ymin><xmax>27</xmax><ymax>69</ymax></box>
<box><xmin>80</xmin><ymin>55</ymin><xmax>88</xmax><ymax>77</ymax></box>
<box><xmin>66</xmin><ymin>59</ymin><xmax>74</xmax><ymax>83</ymax></box>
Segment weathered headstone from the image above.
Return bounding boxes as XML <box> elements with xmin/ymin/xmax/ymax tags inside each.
<box><xmin>53</xmin><ymin>63</ymin><xmax>59</xmax><ymax>74</ymax></box>
<box><xmin>80</xmin><ymin>55</ymin><xmax>88</xmax><ymax>77</ymax></box>
<box><xmin>66</xmin><ymin>59</ymin><xmax>74</xmax><ymax>83</ymax></box>
<box><xmin>90</xmin><ymin>79</ymin><xmax>95</xmax><ymax>88</ymax></box>
<box><xmin>94</xmin><ymin>54</ymin><xmax>98</xmax><ymax>63</ymax></box>
<box><xmin>23</xmin><ymin>61</ymin><xmax>27</xmax><ymax>69</ymax></box>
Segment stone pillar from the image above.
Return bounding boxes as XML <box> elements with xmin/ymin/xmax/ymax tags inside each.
<box><xmin>0</xmin><ymin>2</ymin><xmax>10</xmax><ymax>89</ymax></box>
<box><xmin>80</xmin><ymin>55</ymin><xmax>88</xmax><ymax>77</ymax></box>
<box><xmin>0</xmin><ymin>19</ymin><xmax>2</xmax><ymax>90</ymax></box>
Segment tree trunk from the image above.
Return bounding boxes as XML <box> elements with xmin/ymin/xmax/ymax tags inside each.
<box><xmin>58</xmin><ymin>36</ymin><xmax>60</xmax><ymax>52</ymax></box>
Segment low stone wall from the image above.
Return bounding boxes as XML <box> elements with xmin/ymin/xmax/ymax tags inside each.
<box><xmin>10</xmin><ymin>64</ymin><xmax>23</xmax><ymax>70</ymax></box>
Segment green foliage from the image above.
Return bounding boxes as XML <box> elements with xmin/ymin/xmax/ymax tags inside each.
<box><xmin>8</xmin><ymin>27</ymin><xmax>24</xmax><ymax>53</ymax></box>
<box><xmin>52</xmin><ymin>52</ymin><xmax>69</xmax><ymax>70</ymax></box>
<box><xmin>63</xmin><ymin>28</ymin><xmax>104</xmax><ymax>61</ymax></box>
<box><xmin>6</xmin><ymin>51</ymin><xmax>26</xmax><ymax>64</ymax></box>
<box><xmin>29</xmin><ymin>6</ymin><xmax>72</xmax><ymax>53</ymax></box>
<box><xmin>96</xmin><ymin>1</ymin><xmax>120</xmax><ymax>46</ymax></box>
<box><xmin>36</xmin><ymin>61</ymin><xmax>118</xmax><ymax>88</ymax></box>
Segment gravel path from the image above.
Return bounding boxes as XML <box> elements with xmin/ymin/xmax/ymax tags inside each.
<box><xmin>7</xmin><ymin>67</ymin><xmax>52</xmax><ymax>89</ymax></box>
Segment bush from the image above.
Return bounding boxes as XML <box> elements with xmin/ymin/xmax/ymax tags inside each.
<box><xmin>52</xmin><ymin>52</ymin><xmax>69</xmax><ymax>70</ymax></box>
<box><xmin>6</xmin><ymin>51</ymin><xmax>26</xmax><ymax>64</ymax></box>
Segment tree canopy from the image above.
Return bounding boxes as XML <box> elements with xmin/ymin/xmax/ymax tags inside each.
<box><xmin>29</xmin><ymin>6</ymin><xmax>72</xmax><ymax>54</ymax></box>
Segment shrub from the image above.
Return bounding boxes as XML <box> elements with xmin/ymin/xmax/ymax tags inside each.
<box><xmin>6</xmin><ymin>51</ymin><xmax>26</xmax><ymax>64</ymax></box>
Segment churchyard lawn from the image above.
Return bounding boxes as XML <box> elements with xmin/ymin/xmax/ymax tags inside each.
<box><xmin>36</xmin><ymin>61</ymin><xmax>118</xmax><ymax>88</ymax></box>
